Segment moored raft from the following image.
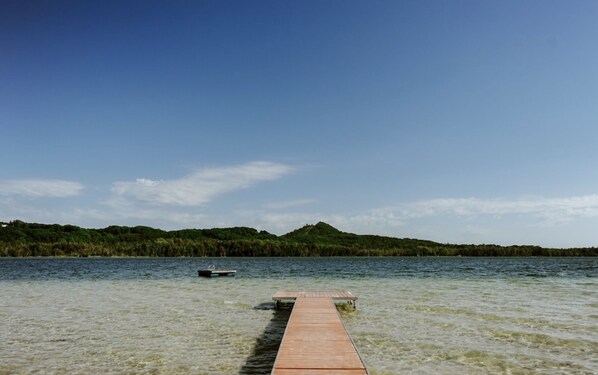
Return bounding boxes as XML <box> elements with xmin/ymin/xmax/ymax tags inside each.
<box><xmin>197</xmin><ymin>269</ymin><xmax>236</xmax><ymax>277</ymax></box>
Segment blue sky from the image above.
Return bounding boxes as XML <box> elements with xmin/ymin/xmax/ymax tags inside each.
<box><xmin>1</xmin><ymin>0</ymin><xmax>597</xmax><ymax>247</ymax></box>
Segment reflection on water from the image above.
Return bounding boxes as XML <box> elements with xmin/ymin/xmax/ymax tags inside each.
<box><xmin>0</xmin><ymin>257</ymin><xmax>596</xmax><ymax>374</ymax></box>
<box><xmin>240</xmin><ymin>307</ymin><xmax>290</xmax><ymax>374</ymax></box>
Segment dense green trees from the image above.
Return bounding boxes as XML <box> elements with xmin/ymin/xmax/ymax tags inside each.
<box><xmin>0</xmin><ymin>220</ymin><xmax>596</xmax><ymax>257</ymax></box>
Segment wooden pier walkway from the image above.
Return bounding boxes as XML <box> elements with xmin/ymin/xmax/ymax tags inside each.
<box><xmin>271</xmin><ymin>291</ymin><xmax>368</xmax><ymax>375</ymax></box>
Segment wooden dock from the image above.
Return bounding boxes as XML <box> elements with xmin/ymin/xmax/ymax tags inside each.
<box><xmin>271</xmin><ymin>291</ymin><xmax>368</xmax><ymax>375</ymax></box>
<box><xmin>197</xmin><ymin>269</ymin><xmax>236</xmax><ymax>277</ymax></box>
<box><xmin>272</xmin><ymin>290</ymin><xmax>357</xmax><ymax>309</ymax></box>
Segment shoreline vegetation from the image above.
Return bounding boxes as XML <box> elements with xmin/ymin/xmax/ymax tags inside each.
<box><xmin>0</xmin><ymin>220</ymin><xmax>596</xmax><ymax>257</ymax></box>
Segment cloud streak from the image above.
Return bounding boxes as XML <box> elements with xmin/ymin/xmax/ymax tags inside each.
<box><xmin>111</xmin><ymin>161</ymin><xmax>293</xmax><ymax>206</ymax></box>
<box><xmin>400</xmin><ymin>195</ymin><xmax>598</xmax><ymax>220</ymax></box>
<box><xmin>0</xmin><ymin>179</ymin><xmax>84</xmax><ymax>198</ymax></box>
<box><xmin>242</xmin><ymin>194</ymin><xmax>598</xmax><ymax>238</ymax></box>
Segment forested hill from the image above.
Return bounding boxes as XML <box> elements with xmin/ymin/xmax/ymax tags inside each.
<box><xmin>0</xmin><ymin>220</ymin><xmax>277</xmax><ymax>243</ymax></box>
<box><xmin>0</xmin><ymin>220</ymin><xmax>596</xmax><ymax>257</ymax></box>
<box><xmin>284</xmin><ymin>222</ymin><xmax>440</xmax><ymax>249</ymax></box>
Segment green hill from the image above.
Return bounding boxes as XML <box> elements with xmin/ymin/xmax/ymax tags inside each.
<box><xmin>283</xmin><ymin>221</ymin><xmax>442</xmax><ymax>251</ymax></box>
<box><xmin>283</xmin><ymin>221</ymin><xmax>357</xmax><ymax>244</ymax></box>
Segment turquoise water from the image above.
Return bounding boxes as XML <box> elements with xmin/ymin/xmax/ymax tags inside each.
<box><xmin>1</xmin><ymin>257</ymin><xmax>596</xmax><ymax>374</ymax></box>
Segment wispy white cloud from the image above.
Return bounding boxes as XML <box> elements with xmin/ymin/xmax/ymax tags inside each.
<box><xmin>75</xmin><ymin>203</ymin><xmax>210</xmax><ymax>227</ymax></box>
<box><xmin>399</xmin><ymin>195</ymin><xmax>598</xmax><ymax>222</ymax></box>
<box><xmin>110</xmin><ymin>161</ymin><xmax>293</xmax><ymax>206</ymax></box>
<box><xmin>0</xmin><ymin>179</ymin><xmax>84</xmax><ymax>198</ymax></box>
<box><xmin>237</xmin><ymin>194</ymin><xmax>598</xmax><ymax>241</ymax></box>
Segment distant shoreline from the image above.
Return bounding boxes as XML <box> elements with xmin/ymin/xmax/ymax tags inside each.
<box><xmin>1</xmin><ymin>221</ymin><xmax>597</xmax><ymax>257</ymax></box>
<box><xmin>2</xmin><ymin>255</ymin><xmax>598</xmax><ymax>258</ymax></box>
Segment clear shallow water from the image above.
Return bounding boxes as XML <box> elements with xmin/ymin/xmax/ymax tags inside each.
<box><xmin>1</xmin><ymin>257</ymin><xmax>596</xmax><ymax>374</ymax></box>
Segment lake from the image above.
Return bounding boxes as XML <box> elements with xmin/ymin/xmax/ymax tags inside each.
<box><xmin>0</xmin><ymin>257</ymin><xmax>596</xmax><ymax>374</ymax></box>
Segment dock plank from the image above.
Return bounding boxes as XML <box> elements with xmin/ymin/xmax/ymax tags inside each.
<box><xmin>273</xmin><ymin>290</ymin><xmax>356</xmax><ymax>300</ymax></box>
<box><xmin>271</xmin><ymin>294</ymin><xmax>368</xmax><ymax>375</ymax></box>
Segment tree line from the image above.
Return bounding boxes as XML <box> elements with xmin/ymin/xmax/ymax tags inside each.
<box><xmin>1</xmin><ymin>220</ymin><xmax>596</xmax><ymax>257</ymax></box>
